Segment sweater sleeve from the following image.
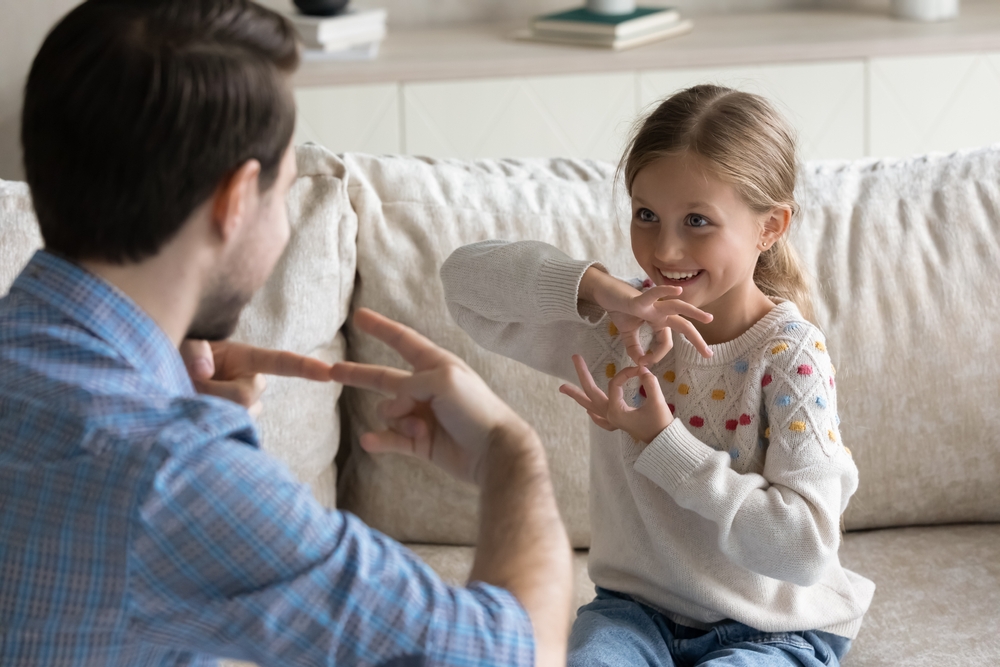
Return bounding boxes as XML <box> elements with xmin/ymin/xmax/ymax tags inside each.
<box><xmin>633</xmin><ymin>325</ymin><xmax>858</xmax><ymax>587</ymax></box>
<box><xmin>440</xmin><ymin>240</ymin><xmax>609</xmax><ymax>383</ymax></box>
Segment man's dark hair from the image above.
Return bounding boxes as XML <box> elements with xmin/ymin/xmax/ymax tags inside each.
<box><xmin>22</xmin><ymin>0</ymin><xmax>300</xmax><ymax>264</ymax></box>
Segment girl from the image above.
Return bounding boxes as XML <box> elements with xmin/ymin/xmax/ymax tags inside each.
<box><xmin>441</xmin><ymin>85</ymin><xmax>874</xmax><ymax>666</ymax></box>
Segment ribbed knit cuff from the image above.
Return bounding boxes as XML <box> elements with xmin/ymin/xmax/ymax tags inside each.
<box><xmin>634</xmin><ymin>419</ymin><xmax>714</xmax><ymax>493</ymax></box>
<box><xmin>535</xmin><ymin>255</ymin><xmax>606</xmax><ymax>321</ymax></box>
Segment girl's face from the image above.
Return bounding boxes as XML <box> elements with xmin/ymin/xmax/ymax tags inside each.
<box><xmin>630</xmin><ymin>152</ymin><xmax>783</xmax><ymax>321</ymax></box>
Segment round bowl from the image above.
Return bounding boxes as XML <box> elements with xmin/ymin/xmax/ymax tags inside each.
<box><xmin>293</xmin><ymin>0</ymin><xmax>350</xmax><ymax>17</ymax></box>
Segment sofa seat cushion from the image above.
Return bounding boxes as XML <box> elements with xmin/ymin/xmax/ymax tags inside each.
<box><xmin>839</xmin><ymin>523</ymin><xmax>1000</xmax><ymax>666</ymax></box>
<box><xmin>411</xmin><ymin>524</ymin><xmax>1000</xmax><ymax>665</ymax></box>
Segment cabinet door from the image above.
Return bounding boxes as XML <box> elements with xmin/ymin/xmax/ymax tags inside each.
<box><xmin>869</xmin><ymin>52</ymin><xmax>1000</xmax><ymax>158</ymax></box>
<box><xmin>403</xmin><ymin>72</ymin><xmax>637</xmax><ymax>161</ymax></box>
<box><xmin>639</xmin><ymin>61</ymin><xmax>866</xmax><ymax>161</ymax></box>
<box><xmin>294</xmin><ymin>83</ymin><xmax>401</xmax><ymax>154</ymax></box>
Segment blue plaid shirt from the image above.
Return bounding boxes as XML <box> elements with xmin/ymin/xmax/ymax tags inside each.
<box><xmin>0</xmin><ymin>251</ymin><xmax>534</xmax><ymax>667</ymax></box>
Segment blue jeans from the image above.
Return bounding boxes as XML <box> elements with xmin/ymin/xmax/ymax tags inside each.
<box><xmin>568</xmin><ymin>588</ymin><xmax>852</xmax><ymax>667</ymax></box>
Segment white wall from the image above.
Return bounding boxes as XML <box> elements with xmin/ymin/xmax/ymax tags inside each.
<box><xmin>0</xmin><ymin>0</ymin><xmax>80</xmax><ymax>180</ymax></box>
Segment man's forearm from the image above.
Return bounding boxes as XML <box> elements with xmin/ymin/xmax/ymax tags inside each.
<box><xmin>470</xmin><ymin>424</ymin><xmax>573</xmax><ymax>667</ymax></box>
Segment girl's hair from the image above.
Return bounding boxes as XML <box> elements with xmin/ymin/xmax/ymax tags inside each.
<box><xmin>619</xmin><ymin>84</ymin><xmax>814</xmax><ymax>321</ymax></box>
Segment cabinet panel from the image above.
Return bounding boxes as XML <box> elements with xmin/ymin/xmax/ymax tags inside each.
<box><xmin>403</xmin><ymin>72</ymin><xmax>637</xmax><ymax>161</ymax></box>
<box><xmin>639</xmin><ymin>61</ymin><xmax>866</xmax><ymax>161</ymax></box>
<box><xmin>294</xmin><ymin>83</ymin><xmax>401</xmax><ymax>155</ymax></box>
<box><xmin>869</xmin><ymin>52</ymin><xmax>1000</xmax><ymax>158</ymax></box>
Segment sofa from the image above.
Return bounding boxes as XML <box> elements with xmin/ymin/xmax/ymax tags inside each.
<box><xmin>1</xmin><ymin>143</ymin><xmax>998</xmax><ymax>666</ymax></box>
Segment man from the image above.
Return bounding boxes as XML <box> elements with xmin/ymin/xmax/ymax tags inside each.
<box><xmin>0</xmin><ymin>1</ymin><xmax>572</xmax><ymax>665</ymax></box>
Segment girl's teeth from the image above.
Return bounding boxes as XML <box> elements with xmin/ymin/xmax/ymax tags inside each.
<box><xmin>662</xmin><ymin>271</ymin><xmax>698</xmax><ymax>280</ymax></box>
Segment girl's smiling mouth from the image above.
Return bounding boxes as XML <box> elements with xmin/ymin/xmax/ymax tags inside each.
<box><xmin>658</xmin><ymin>269</ymin><xmax>703</xmax><ymax>284</ymax></box>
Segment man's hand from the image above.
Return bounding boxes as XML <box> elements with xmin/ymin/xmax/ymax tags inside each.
<box><xmin>180</xmin><ymin>339</ymin><xmax>333</xmax><ymax>418</ymax></box>
<box><xmin>559</xmin><ymin>354</ymin><xmax>673</xmax><ymax>444</ymax></box>
<box><xmin>330</xmin><ymin>307</ymin><xmax>532</xmax><ymax>485</ymax></box>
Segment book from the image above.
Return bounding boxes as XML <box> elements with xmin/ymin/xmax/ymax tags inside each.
<box><xmin>301</xmin><ymin>40</ymin><xmax>381</xmax><ymax>62</ymax></box>
<box><xmin>288</xmin><ymin>8</ymin><xmax>387</xmax><ymax>50</ymax></box>
<box><xmin>516</xmin><ymin>18</ymin><xmax>693</xmax><ymax>50</ymax></box>
<box><xmin>532</xmin><ymin>6</ymin><xmax>680</xmax><ymax>38</ymax></box>
<box><xmin>316</xmin><ymin>26</ymin><xmax>386</xmax><ymax>52</ymax></box>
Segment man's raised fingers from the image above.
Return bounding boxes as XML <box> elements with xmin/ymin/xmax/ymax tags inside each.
<box><xmin>353</xmin><ymin>308</ymin><xmax>454</xmax><ymax>371</ymax></box>
<box><xmin>331</xmin><ymin>361</ymin><xmax>411</xmax><ymax>394</ymax></box>
<box><xmin>244</xmin><ymin>345</ymin><xmax>332</xmax><ymax>381</ymax></box>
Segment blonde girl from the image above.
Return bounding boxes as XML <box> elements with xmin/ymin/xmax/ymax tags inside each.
<box><xmin>441</xmin><ymin>85</ymin><xmax>874</xmax><ymax>667</ymax></box>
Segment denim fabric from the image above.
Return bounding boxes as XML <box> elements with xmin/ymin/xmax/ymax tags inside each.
<box><xmin>569</xmin><ymin>588</ymin><xmax>851</xmax><ymax>667</ymax></box>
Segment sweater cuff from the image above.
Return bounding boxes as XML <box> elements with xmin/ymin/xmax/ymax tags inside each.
<box><xmin>535</xmin><ymin>255</ymin><xmax>607</xmax><ymax>322</ymax></box>
<box><xmin>634</xmin><ymin>419</ymin><xmax>715</xmax><ymax>493</ymax></box>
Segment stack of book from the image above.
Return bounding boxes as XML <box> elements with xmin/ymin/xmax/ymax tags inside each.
<box><xmin>288</xmin><ymin>7</ymin><xmax>387</xmax><ymax>61</ymax></box>
<box><xmin>517</xmin><ymin>6</ymin><xmax>692</xmax><ymax>50</ymax></box>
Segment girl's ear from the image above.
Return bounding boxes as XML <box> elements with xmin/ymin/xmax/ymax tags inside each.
<box><xmin>758</xmin><ymin>206</ymin><xmax>792</xmax><ymax>251</ymax></box>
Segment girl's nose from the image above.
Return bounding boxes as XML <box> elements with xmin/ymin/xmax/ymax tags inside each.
<box><xmin>654</xmin><ymin>230</ymin><xmax>684</xmax><ymax>262</ymax></box>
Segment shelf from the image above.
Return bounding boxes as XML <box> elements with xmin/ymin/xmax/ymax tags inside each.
<box><xmin>293</xmin><ymin>0</ymin><xmax>1000</xmax><ymax>87</ymax></box>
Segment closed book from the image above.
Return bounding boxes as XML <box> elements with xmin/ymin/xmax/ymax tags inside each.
<box><xmin>520</xmin><ymin>18</ymin><xmax>692</xmax><ymax>50</ymax></box>
<box><xmin>289</xmin><ymin>8</ymin><xmax>387</xmax><ymax>49</ymax></box>
<box><xmin>532</xmin><ymin>6</ymin><xmax>679</xmax><ymax>38</ymax></box>
<box><xmin>318</xmin><ymin>26</ymin><xmax>386</xmax><ymax>52</ymax></box>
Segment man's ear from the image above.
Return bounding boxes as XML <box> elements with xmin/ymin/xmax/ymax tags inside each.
<box><xmin>211</xmin><ymin>159</ymin><xmax>262</xmax><ymax>243</ymax></box>
<box><xmin>759</xmin><ymin>206</ymin><xmax>792</xmax><ymax>251</ymax></box>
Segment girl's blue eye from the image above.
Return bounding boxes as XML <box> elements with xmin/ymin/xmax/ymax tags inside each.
<box><xmin>687</xmin><ymin>214</ymin><xmax>709</xmax><ymax>228</ymax></box>
<box><xmin>636</xmin><ymin>208</ymin><xmax>658</xmax><ymax>223</ymax></box>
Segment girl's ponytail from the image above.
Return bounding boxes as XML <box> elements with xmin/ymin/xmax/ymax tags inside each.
<box><xmin>755</xmin><ymin>237</ymin><xmax>814</xmax><ymax>323</ymax></box>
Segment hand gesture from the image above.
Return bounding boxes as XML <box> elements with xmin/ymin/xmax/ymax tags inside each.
<box><xmin>559</xmin><ymin>355</ymin><xmax>672</xmax><ymax>444</ymax></box>
<box><xmin>180</xmin><ymin>339</ymin><xmax>333</xmax><ymax>418</ymax></box>
<box><xmin>581</xmin><ymin>268</ymin><xmax>713</xmax><ymax>365</ymax></box>
<box><xmin>330</xmin><ymin>308</ymin><xmax>532</xmax><ymax>485</ymax></box>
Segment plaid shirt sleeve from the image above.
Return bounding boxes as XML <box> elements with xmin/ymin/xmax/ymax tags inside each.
<box><xmin>127</xmin><ymin>432</ymin><xmax>535</xmax><ymax>667</ymax></box>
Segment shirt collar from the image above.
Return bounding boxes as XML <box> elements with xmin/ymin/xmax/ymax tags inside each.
<box><xmin>12</xmin><ymin>250</ymin><xmax>195</xmax><ymax>397</ymax></box>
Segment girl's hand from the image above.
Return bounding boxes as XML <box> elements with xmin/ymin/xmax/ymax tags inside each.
<box><xmin>580</xmin><ymin>268</ymin><xmax>714</xmax><ymax>365</ymax></box>
<box><xmin>559</xmin><ymin>355</ymin><xmax>673</xmax><ymax>444</ymax></box>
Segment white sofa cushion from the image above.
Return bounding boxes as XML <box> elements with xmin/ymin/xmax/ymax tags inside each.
<box><xmin>0</xmin><ymin>143</ymin><xmax>354</xmax><ymax>507</ymax></box>
<box><xmin>338</xmin><ymin>154</ymin><xmax>640</xmax><ymax>548</ymax></box>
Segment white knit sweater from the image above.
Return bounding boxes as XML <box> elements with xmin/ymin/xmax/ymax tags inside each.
<box><xmin>441</xmin><ymin>240</ymin><xmax>875</xmax><ymax>639</ymax></box>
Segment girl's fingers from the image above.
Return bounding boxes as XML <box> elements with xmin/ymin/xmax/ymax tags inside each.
<box><xmin>559</xmin><ymin>383</ymin><xmax>597</xmax><ymax>413</ymax></box>
<box><xmin>665</xmin><ymin>315</ymin><xmax>714</xmax><ymax>359</ymax></box>
<box><xmin>651</xmin><ymin>298</ymin><xmax>714</xmax><ymax>324</ymax></box>
<box><xmin>621</xmin><ymin>330</ymin><xmax>647</xmax><ymax>366</ymax></box>
<box><xmin>635</xmin><ymin>284</ymin><xmax>683</xmax><ymax>307</ymax></box>
<box><xmin>640</xmin><ymin>328</ymin><xmax>674</xmax><ymax>366</ymax></box>
<box><xmin>571</xmin><ymin>355</ymin><xmax>609</xmax><ymax>407</ymax></box>
<box><xmin>588</xmin><ymin>411</ymin><xmax>616</xmax><ymax>431</ymax></box>
<box><xmin>607</xmin><ymin>366</ymin><xmax>640</xmax><ymax>414</ymax></box>
<box><xmin>637</xmin><ymin>366</ymin><xmax>666</xmax><ymax>403</ymax></box>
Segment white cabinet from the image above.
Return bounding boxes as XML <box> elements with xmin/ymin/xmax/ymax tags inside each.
<box><xmin>869</xmin><ymin>52</ymin><xmax>1000</xmax><ymax>158</ymax></box>
<box><xmin>402</xmin><ymin>72</ymin><xmax>637</xmax><ymax>162</ymax></box>
<box><xmin>294</xmin><ymin>83</ymin><xmax>402</xmax><ymax>154</ymax></box>
<box><xmin>638</xmin><ymin>61</ymin><xmax>866</xmax><ymax>161</ymax></box>
<box><xmin>292</xmin><ymin>53</ymin><xmax>1000</xmax><ymax>161</ymax></box>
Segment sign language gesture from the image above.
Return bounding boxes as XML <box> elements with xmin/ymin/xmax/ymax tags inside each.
<box><xmin>580</xmin><ymin>267</ymin><xmax>714</xmax><ymax>365</ymax></box>
<box><xmin>330</xmin><ymin>308</ymin><xmax>533</xmax><ymax>485</ymax></box>
<box><xmin>180</xmin><ymin>339</ymin><xmax>334</xmax><ymax>417</ymax></box>
<box><xmin>559</xmin><ymin>354</ymin><xmax>673</xmax><ymax>445</ymax></box>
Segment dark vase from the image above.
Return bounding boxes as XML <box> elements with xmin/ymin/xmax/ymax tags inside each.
<box><xmin>293</xmin><ymin>0</ymin><xmax>350</xmax><ymax>16</ymax></box>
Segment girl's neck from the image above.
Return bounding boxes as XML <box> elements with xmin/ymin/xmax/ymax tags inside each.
<box><xmin>693</xmin><ymin>282</ymin><xmax>776</xmax><ymax>346</ymax></box>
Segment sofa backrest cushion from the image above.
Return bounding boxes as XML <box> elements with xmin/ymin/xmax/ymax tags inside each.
<box><xmin>338</xmin><ymin>154</ymin><xmax>639</xmax><ymax>548</ymax></box>
<box><xmin>0</xmin><ymin>144</ymin><xmax>354</xmax><ymax>508</ymax></box>
<box><xmin>338</xmin><ymin>147</ymin><xmax>1000</xmax><ymax>542</ymax></box>
<box><xmin>793</xmin><ymin>146</ymin><xmax>1000</xmax><ymax>530</ymax></box>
